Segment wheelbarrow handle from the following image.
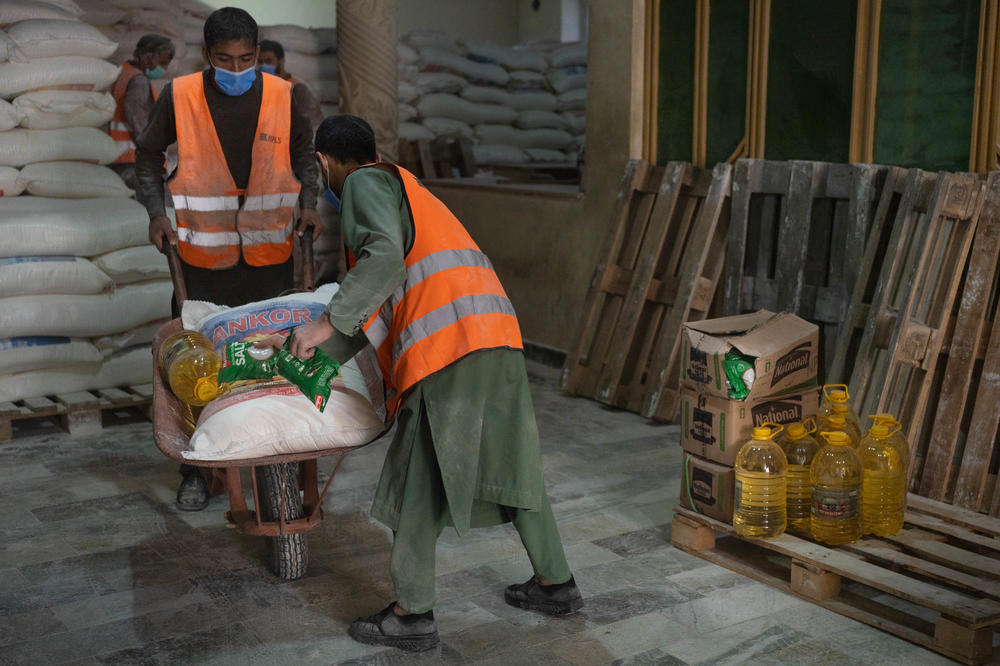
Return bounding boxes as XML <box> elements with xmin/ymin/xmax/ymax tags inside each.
<box><xmin>164</xmin><ymin>243</ymin><xmax>188</xmax><ymax>309</ymax></box>
<box><xmin>299</xmin><ymin>231</ymin><xmax>315</xmax><ymax>292</ymax></box>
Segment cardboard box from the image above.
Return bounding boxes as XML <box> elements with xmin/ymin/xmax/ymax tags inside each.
<box><xmin>680</xmin><ymin>454</ymin><xmax>734</xmax><ymax>523</ymax></box>
<box><xmin>681</xmin><ymin>310</ymin><xmax>819</xmax><ymax>400</ymax></box>
<box><xmin>679</xmin><ymin>383</ymin><xmax>819</xmax><ymax>466</ymax></box>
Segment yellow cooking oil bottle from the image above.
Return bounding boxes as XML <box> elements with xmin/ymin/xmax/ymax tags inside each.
<box><xmin>858</xmin><ymin>422</ymin><xmax>906</xmax><ymax>536</ymax></box>
<box><xmin>810</xmin><ymin>431</ymin><xmax>862</xmax><ymax>545</ymax></box>
<box><xmin>158</xmin><ymin>330</ymin><xmax>224</xmax><ymax>406</ymax></box>
<box><xmin>779</xmin><ymin>419</ymin><xmax>820</xmax><ymax>533</ymax></box>
<box><xmin>869</xmin><ymin>414</ymin><xmax>910</xmax><ymax>479</ymax></box>
<box><xmin>820</xmin><ymin>384</ymin><xmax>862</xmax><ymax>439</ymax></box>
<box><xmin>818</xmin><ymin>413</ymin><xmax>859</xmax><ymax>449</ymax></box>
<box><xmin>734</xmin><ymin>423</ymin><xmax>788</xmax><ymax>538</ymax></box>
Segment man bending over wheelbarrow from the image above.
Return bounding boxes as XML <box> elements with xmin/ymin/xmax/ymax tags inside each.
<box><xmin>285</xmin><ymin>115</ymin><xmax>583</xmax><ymax>652</ymax></box>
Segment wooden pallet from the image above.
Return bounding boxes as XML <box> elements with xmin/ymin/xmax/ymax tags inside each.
<box><xmin>827</xmin><ymin>166</ymin><xmax>920</xmax><ymax>386</ymax></box>
<box><xmin>0</xmin><ymin>384</ymin><xmax>153</xmax><ymax>440</ymax></box>
<box><xmin>721</xmin><ymin>159</ymin><xmax>887</xmax><ymax>379</ymax></box>
<box><xmin>918</xmin><ymin>171</ymin><xmax>1000</xmax><ymax>512</ymax></box>
<box><xmin>561</xmin><ymin>160</ymin><xmax>731</xmax><ymax>421</ymax></box>
<box><xmin>672</xmin><ymin>497</ymin><xmax>1000</xmax><ymax>665</ymax></box>
<box><xmin>844</xmin><ymin>172</ymin><xmax>987</xmax><ymax>489</ymax></box>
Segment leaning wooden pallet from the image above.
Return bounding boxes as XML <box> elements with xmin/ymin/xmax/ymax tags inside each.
<box><xmin>860</xmin><ymin>172</ymin><xmax>986</xmax><ymax>487</ymax></box>
<box><xmin>562</xmin><ymin>160</ymin><xmax>731</xmax><ymax>422</ymax></box>
<box><xmin>0</xmin><ymin>383</ymin><xmax>153</xmax><ymax>441</ymax></box>
<box><xmin>919</xmin><ymin>171</ymin><xmax>1000</xmax><ymax>510</ymax></box>
<box><xmin>596</xmin><ymin>163</ymin><xmax>732</xmax><ymax>421</ymax></box>
<box><xmin>831</xmin><ymin>168</ymin><xmax>940</xmax><ymax>413</ymax></box>
<box><xmin>672</xmin><ymin>497</ymin><xmax>1000</xmax><ymax>665</ymax></box>
<box><xmin>827</xmin><ymin>166</ymin><xmax>916</xmax><ymax>385</ymax></box>
<box><xmin>721</xmin><ymin>159</ymin><xmax>887</xmax><ymax>378</ymax></box>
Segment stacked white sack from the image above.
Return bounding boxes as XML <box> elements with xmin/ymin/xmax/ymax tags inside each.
<box><xmin>0</xmin><ymin>4</ymin><xmax>171</xmax><ymax>401</ymax></box>
<box><xmin>397</xmin><ymin>30</ymin><xmax>586</xmax><ymax>168</ymax></box>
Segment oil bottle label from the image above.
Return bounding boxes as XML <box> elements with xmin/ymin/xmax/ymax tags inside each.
<box><xmin>811</xmin><ymin>487</ymin><xmax>859</xmax><ymax>521</ymax></box>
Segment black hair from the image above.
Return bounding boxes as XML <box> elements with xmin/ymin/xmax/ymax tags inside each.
<box><xmin>315</xmin><ymin>115</ymin><xmax>377</xmax><ymax>164</ymax></box>
<box><xmin>258</xmin><ymin>39</ymin><xmax>284</xmax><ymax>60</ymax></box>
<box><xmin>203</xmin><ymin>7</ymin><xmax>258</xmax><ymax>52</ymax></box>
<box><xmin>134</xmin><ymin>34</ymin><xmax>175</xmax><ymax>59</ymax></box>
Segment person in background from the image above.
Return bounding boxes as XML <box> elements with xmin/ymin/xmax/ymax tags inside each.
<box><xmin>134</xmin><ymin>7</ymin><xmax>321</xmax><ymax>511</ymax></box>
<box><xmin>109</xmin><ymin>34</ymin><xmax>175</xmax><ymax>190</ymax></box>
<box><xmin>287</xmin><ymin>115</ymin><xmax>583</xmax><ymax>652</ymax></box>
<box><xmin>258</xmin><ymin>39</ymin><xmax>323</xmax><ymax>130</ymax></box>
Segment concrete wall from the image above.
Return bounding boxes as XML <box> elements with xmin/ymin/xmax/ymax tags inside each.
<box><xmin>430</xmin><ymin>0</ymin><xmax>646</xmax><ymax>351</ymax></box>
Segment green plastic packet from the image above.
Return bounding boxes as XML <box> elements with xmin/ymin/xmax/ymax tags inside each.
<box><xmin>218</xmin><ymin>341</ymin><xmax>279</xmax><ymax>384</ymax></box>
<box><xmin>723</xmin><ymin>350</ymin><xmax>755</xmax><ymax>400</ymax></box>
<box><xmin>275</xmin><ymin>338</ymin><xmax>341</xmax><ymax>411</ymax></box>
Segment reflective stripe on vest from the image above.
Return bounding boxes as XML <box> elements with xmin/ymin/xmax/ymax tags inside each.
<box><xmin>110</xmin><ymin>63</ymin><xmax>155</xmax><ymax>165</ymax></box>
<box><xmin>170</xmin><ymin>71</ymin><xmax>302</xmax><ymax>269</ymax></box>
<box><xmin>346</xmin><ymin>164</ymin><xmax>522</xmax><ymax>419</ymax></box>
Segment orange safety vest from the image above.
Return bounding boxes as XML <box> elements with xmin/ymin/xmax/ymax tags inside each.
<box><xmin>109</xmin><ymin>62</ymin><xmax>156</xmax><ymax>164</ymax></box>
<box><xmin>170</xmin><ymin>71</ymin><xmax>302</xmax><ymax>269</ymax></box>
<box><xmin>347</xmin><ymin>164</ymin><xmax>523</xmax><ymax>419</ymax></box>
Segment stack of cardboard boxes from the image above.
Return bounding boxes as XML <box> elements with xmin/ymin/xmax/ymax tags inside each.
<box><xmin>678</xmin><ymin>310</ymin><xmax>820</xmax><ymax>522</ymax></box>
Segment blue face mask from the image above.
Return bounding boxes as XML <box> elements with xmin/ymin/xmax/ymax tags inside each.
<box><xmin>146</xmin><ymin>65</ymin><xmax>166</xmax><ymax>80</ymax></box>
<box><xmin>323</xmin><ymin>188</ymin><xmax>341</xmax><ymax>212</ymax></box>
<box><xmin>211</xmin><ymin>61</ymin><xmax>255</xmax><ymax>96</ymax></box>
<box><xmin>258</xmin><ymin>63</ymin><xmax>276</xmax><ymax>75</ymax></box>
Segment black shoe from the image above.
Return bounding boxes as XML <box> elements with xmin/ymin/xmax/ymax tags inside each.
<box><xmin>348</xmin><ymin>602</ymin><xmax>440</xmax><ymax>652</ymax></box>
<box><xmin>176</xmin><ymin>473</ymin><xmax>209</xmax><ymax>511</ymax></box>
<box><xmin>504</xmin><ymin>575</ymin><xmax>583</xmax><ymax>615</ymax></box>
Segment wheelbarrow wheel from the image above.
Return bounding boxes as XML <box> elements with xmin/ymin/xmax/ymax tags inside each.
<box><xmin>256</xmin><ymin>462</ymin><xmax>308</xmax><ymax>580</ymax></box>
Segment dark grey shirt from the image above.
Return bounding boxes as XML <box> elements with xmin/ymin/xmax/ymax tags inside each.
<box><xmin>134</xmin><ymin>70</ymin><xmax>318</xmax><ymax>218</ymax></box>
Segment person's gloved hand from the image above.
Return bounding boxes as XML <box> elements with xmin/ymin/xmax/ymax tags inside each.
<box><xmin>296</xmin><ymin>208</ymin><xmax>324</xmax><ymax>241</ymax></box>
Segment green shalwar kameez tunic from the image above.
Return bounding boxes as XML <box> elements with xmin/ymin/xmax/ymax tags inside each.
<box><xmin>318</xmin><ymin>168</ymin><xmax>571</xmax><ymax>613</ymax></box>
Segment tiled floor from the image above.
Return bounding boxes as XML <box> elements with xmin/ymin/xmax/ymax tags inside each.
<box><xmin>0</xmin><ymin>362</ymin><xmax>957</xmax><ymax>665</ymax></box>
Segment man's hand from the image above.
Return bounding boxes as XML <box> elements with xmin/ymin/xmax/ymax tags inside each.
<box><xmin>149</xmin><ymin>214</ymin><xmax>178</xmax><ymax>252</ymax></box>
<box><xmin>288</xmin><ymin>316</ymin><xmax>335</xmax><ymax>360</ymax></box>
<box><xmin>296</xmin><ymin>208</ymin><xmax>324</xmax><ymax>241</ymax></box>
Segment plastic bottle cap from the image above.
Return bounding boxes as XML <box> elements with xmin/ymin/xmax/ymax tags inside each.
<box><xmin>786</xmin><ymin>422</ymin><xmax>806</xmax><ymax>439</ymax></box>
<box><xmin>822</xmin><ymin>431</ymin><xmax>850</xmax><ymax>445</ymax></box>
<box><xmin>827</xmin><ymin>415</ymin><xmax>846</xmax><ymax>427</ymax></box>
<box><xmin>751</xmin><ymin>426</ymin><xmax>772</xmax><ymax>440</ymax></box>
<box><xmin>194</xmin><ymin>376</ymin><xmax>218</xmax><ymax>402</ymax></box>
<box><xmin>831</xmin><ymin>403</ymin><xmax>849</xmax><ymax>415</ymax></box>
<box><xmin>870</xmin><ymin>424</ymin><xmax>889</xmax><ymax>438</ymax></box>
<box><xmin>829</xmin><ymin>389</ymin><xmax>848</xmax><ymax>402</ymax></box>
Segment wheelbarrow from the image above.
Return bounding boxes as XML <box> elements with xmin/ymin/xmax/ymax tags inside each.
<box><xmin>151</xmin><ymin>236</ymin><xmax>381</xmax><ymax>580</ymax></box>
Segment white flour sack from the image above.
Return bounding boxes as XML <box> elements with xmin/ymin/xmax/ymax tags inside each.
<box><xmin>6</xmin><ymin>19</ymin><xmax>117</xmax><ymax>59</ymax></box>
<box><xmin>260</xmin><ymin>24</ymin><xmax>326</xmax><ymax>55</ymax></box>
<box><xmin>93</xmin><ymin>319</ymin><xmax>166</xmax><ymax>356</ymax></box>
<box><xmin>0</xmin><ymin>1</ymin><xmax>80</xmax><ymax>25</ymax></box>
<box><xmin>92</xmin><ymin>245</ymin><xmax>168</xmax><ymax>284</ymax></box>
<box><xmin>0</xmin><ymin>98</ymin><xmax>19</xmax><ymax>131</ymax></box>
<box><xmin>14</xmin><ymin>90</ymin><xmax>116</xmax><ymax>129</ymax></box>
<box><xmin>0</xmin><ymin>336</ymin><xmax>103</xmax><ymax>374</ymax></box>
<box><xmin>18</xmin><ymin>161</ymin><xmax>132</xmax><ymax>198</ymax></box>
<box><xmin>0</xmin><ymin>166</ymin><xmax>24</xmax><ymax>196</ymax></box>
<box><xmin>0</xmin><ymin>280</ymin><xmax>171</xmax><ymax>338</ymax></box>
<box><xmin>0</xmin><ymin>127</ymin><xmax>123</xmax><ymax>166</ymax></box>
<box><xmin>179</xmin><ymin>284</ymin><xmax>387</xmax><ymax>461</ymax></box>
<box><xmin>0</xmin><ymin>196</ymin><xmax>148</xmax><ymax>256</ymax></box>
<box><xmin>0</xmin><ymin>56</ymin><xmax>120</xmax><ymax>99</ymax></box>
<box><xmin>0</xmin><ymin>256</ymin><xmax>111</xmax><ymax>297</ymax></box>
<box><xmin>0</xmin><ymin>345</ymin><xmax>151</xmax><ymax>402</ymax></box>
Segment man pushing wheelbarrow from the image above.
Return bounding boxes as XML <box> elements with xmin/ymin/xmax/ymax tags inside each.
<box><xmin>278</xmin><ymin>114</ymin><xmax>584</xmax><ymax>652</ymax></box>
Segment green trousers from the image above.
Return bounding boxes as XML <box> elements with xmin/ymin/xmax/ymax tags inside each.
<box><xmin>390</xmin><ymin>398</ymin><xmax>572</xmax><ymax>614</ymax></box>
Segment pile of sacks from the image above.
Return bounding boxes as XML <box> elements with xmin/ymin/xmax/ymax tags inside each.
<box><xmin>259</xmin><ymin>24</ymin><xmax>338</xmax><ymax>117</ymax></box>
<box><xmin>397</xmin><ymin>30</ymin><xmax>586</xmax><ymax>167</ymax></box>
<box><xmin>0</xmin><ymin>0</ymin><xmax>171</xmax><ymax>402</ymax></box>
